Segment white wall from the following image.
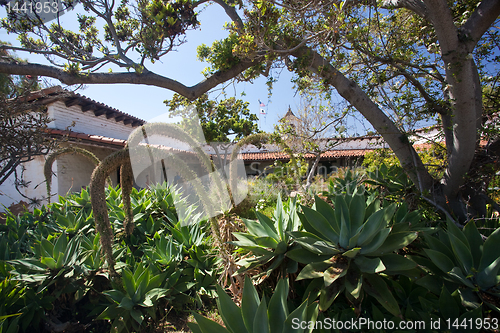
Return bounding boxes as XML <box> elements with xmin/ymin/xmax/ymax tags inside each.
<box><xmin>47</xmin><ymin>101</ymin><xmax>135</xmax><ymax>140</ymax></box>
<box><xmin>56</xmin><ymin>143</ymin><xmax>119</xmax><ymax>196</ymax></box>
<box><xmin>0</xmin><ymin>155</ymin><xmax>53</xmax><ymax>210</ymax></box>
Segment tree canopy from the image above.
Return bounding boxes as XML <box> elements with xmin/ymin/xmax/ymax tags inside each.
<box><xmin>1</xmin><ymin>0</ymin><xmax>499</xmax><ymax>222</ymax></box>
<box><xmin>164</xmin><ymin>93</ymin><xmax>259</xmax><ymax>143</ymax></box>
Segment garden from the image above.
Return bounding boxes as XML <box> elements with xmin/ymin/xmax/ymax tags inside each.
<box><xmin>1</xmin><ymin>0</ymin><xmax>500</xmax><ymax>329</ymax></box>
<box><xmin>1</xmin><ymin>161</ymin><xmax>499</xmax><ymax>332</ymax></box>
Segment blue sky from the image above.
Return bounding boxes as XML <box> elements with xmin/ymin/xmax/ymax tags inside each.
<box><xmin>0</xmin><ymin>3</ymin><xmax>311</xmax><ymax>133</ymax></box>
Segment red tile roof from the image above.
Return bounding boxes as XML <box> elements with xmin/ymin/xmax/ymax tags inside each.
<box><xmin>238</xmin><ymin>149</ymin><xmax>374</xmax><ymax>161</ymax></box>
<box><xmin>48</xmin><ymin>129</ymin><xmax>126</xmax><ymax>148</ymax></box>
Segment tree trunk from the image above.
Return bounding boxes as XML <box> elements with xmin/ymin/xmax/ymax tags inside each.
<box><xmin>292</xmin><ymin>46</ymin><xmax>435</xmax><ymax>193</ymax></box>
<box><xmin>305</xmin><ymin>153</ymin><xmax>321</xmax><ymax>191</ymax></box>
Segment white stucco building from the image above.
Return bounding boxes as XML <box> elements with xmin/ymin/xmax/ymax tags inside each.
<box><xmin>0</xmin><ymin>86</ymin><xmax>145</xmax><ymax>210</ymax></box>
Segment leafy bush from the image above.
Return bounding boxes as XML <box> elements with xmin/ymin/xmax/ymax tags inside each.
<box><xmin>231</xmin><ymin>194</ymin><xmax>303</xmax><ymax>281</ymax></box>
<box><xmin>420</xmin><ymin>220</ymin><xmax>500</xmax><ymax>312</ymax></box>
<box><xmin>0</xmin><ymin>183</ymin><xmax>220</xmax><ymax>332</ymax></box>
<box><xmin>292</xmin><ymin>188</ymin><xmax>419</xmax><ymax>316</ymax></box>
<box><xmin>189</xmin><ymin>277</ymin><xmax>319</xmax><ymax>333</ymax></box>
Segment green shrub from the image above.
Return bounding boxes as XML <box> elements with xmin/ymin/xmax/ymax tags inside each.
<box><xmin>189</xmin><ymin>277</ymin><xmax>319</xmax><ymax>333</ymax></box>
<box><xmin>0</xmin><ymin>183</ymin><xmax>221</xmax><ymax>332</ymax></box>
<box><xmin>231</xmin><ymin>194</ymin><xmax>304</xmax><ymax>281</ymax></box>
<box><xmin>419</xmin><ymin>220</ymin><xmax>500</xmax><ymax>313</ymax></box>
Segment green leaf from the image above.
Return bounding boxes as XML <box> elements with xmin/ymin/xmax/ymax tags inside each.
<box><xmin>334</xmin><ymin>196</ymin><xmax>350</xmax><ymax>231</ymax></box>
<box><xmin>415</xmin><ymin>275</ymin><xmax>442</xmax><ymax>295</ymax></box>
<box><xmin>275</xmin><ymin>194</ymin><xmax>285</xmax><ymax>241</ymax></box>
<box><xmin>380</xmin><ymin>254</ymin><xmax>417</xmax><ymax>271</ymax></box>
<box><xmin>448</xmin><ymin>267</ymin><xmax>475</xmax><ymax>288</ymax></box>
<box><xmin>478</xmin><ymin>227</ymin><xmax>500</xmax><ymax>273</ymax></box>
<box><xmin>354</xmin><ymin>256</ymin><xmax>385</xmax><ymax>273</ymax></box>
<box><xmin>187</xmin><ymin>322</ymin><xmax>204</xmax><ymax>333</ymax></box>
<box><xmin>122</xmin><ymin>269</ymin><xmax>136</xmax><ymax>298</ymax></box>
<box><xmin>296</xmin><ymin>262</ymin><xmax>330</xmax><ymax>281</ymax></box>
<box><xmin>40</xmin><ymin>257</ymin><xmax>57</xmax><ymax>270</ymax></box>
<box><xmin>338</xmin><ymin>206</ymin><xmax>350</xmax><ymax>249</ymax></box>
<box><xmin>193</xmin><ymin>312</ymin><xmax>231</xmax><ymax>333</ymax></box>
<box><xmin>314</xmin><ymin>196</ymin><xmax>340</xmax><ymax>233</ymax></box>
<box><xmin>242</xmin><ymin>218</ymin><xmax>272</xmax><ymax>238</ymax></box>
<box><xmin>297</xmin><ymin>213</ymin><xmax>325</xmax><ymax>240</ymax></box>
<box><xmin>448</xmin><ymin>232</ymin><xmax>474</xmax><ymax>276</ymax></box>
<box><xmin>359</xmin><ymin>228</ymin><xmax>391</xmax><ymax>255</ymax></box>
<box><xmin>252</xmin><ymin>297</ymin><xmax>269</xmax><ymax>333</ymax></box>
<box><xmin>275</xmin><ymin>241</ymin><xmax>288</xmax><ymax>255</ymax></box>
<box><xmin>342</xmin><ymin>247</ymin><xmax>361</xmax><ymax>258</ymax></box>
<box><xmin>319</xmin><ymin>280</ymin><xmax>344</xmax><ymax>311</ymax></box>
<box><xmin>119</xmin><ymin>296</ymin><xmax>134</xmax><ymax>311</ymax></box>
<box><xmin>230</xmin><ymin>242</ymin><xmax>274</xmax><ymax>256</ymax></box>
<box><xmin>286</xmin><ymin>246</ymin><xmax>330</xmax><ymax>264</ymax></box>
<box><xmin>462</xmin><ymin>221</ymin><xmax>482</xmax><ymax>269</ymax></box>
<box><xmin>40</xmin><ymin>238</ymin><xmax>53</xmax><ymax>257</ymax></box>
<box><xmin>455</xmin><ymin>306</ymin><xmax>482</xmax><ymax>333</ymax></box>
<box><xmin>425</xmin><ymin>234</ymin><xmax>455</xmax><ymax>261</ymax></box>
<box><xmin>446</xmin><ymin>218</ymin><xmax>470</xmax><ymax>250</ymax></box>
<box><xmin>349</xmin><ymin>192</ymin><xmax>366</xmax><ymax>234</ymax></box>
<box><xmin>345</xmin><ymin>271</ymin><xmax>362</xmax><ymax>299</ymax></box>
<box><xmin>144</xmin><ymin>288</ymin><xmax>169</xmax><ymax>306</ymax></box>
<box><xmin>53</xmin><ymin>231</ymin><xmax>68</xmax><ymax>257</ymax></box>
<box><xmin>363</xmin><ymin>274</ymin><xmax>400</xmax><ymax>317</ymax></box>
<box><xmin>323</xmin><ymin>264</ymin><xmax>348</xmax><ymax>287</ymax></box>
<box><xmin>439</xmin><ymin>286</ymin><xmax>459</xmax><ymax>320</ymax></box>
<box><xmin>241</xmin><ymin>276</ymin><xmax>259</xmax><ymax>333</ymax></box>
<box><xmin>356</xmin><ymin>209</ymin><xmax>386</xmax><ymax>246</ymax></box>
<box><xmin>423</xmin><ymin>249</ymin><xmax>455</xmax><ymax>273</ymax></box>
<box><xmin>394</xmin><ymin>203</ymin><xmax>408</xmax><ymax>224</ymax></box>
<box><xmin>103</xmin><ymin>290</ymin><xmax>125</xmax><ymax>304</ymax></box>
<box><xmin>254</xmin><ymin>236</ymin><xmax>279</xmax><ymax>249</ymax></box>
<box><xmin>130</xmin><ymin>309</ymin><xmax>144</xmax><ymax>325</ymax></box>
<box><xmin>283</xmin><ymin>300</ymin><xmax>309</xmax><ymax>333</ymax></box>
<box><xmin>268</xmin><ymin>279</ymin><xmax>288</xmax><ymax>333</ymax></box>
<box><xmin>8</xmin><ymin>259</ymin><xmax>46</xmax><ymax>272</ymax></box>
<box><xmin>216</xmin><ymin>285</ymin><xmax>248</xmax><ymax>333</ymax></box>
<box><xmin>476</xmin><ymin>256</ymin><xmax>500</xmax><ymax>289</ymax></box>
<box><xmin>366</xmin><ymin>231</ymin><xmax>417</xmax><ymax>256</ymax></box>
<box><xmin>255</xmin><ymin>212</ymin><xmax>279</xmax><ymax>239</ymax></box>
<box><xmin>289</xmin><ymin>232</ymin><xmax>341</xmax><ymax>255</ymax></box>
<box><xmin>301</xmin><ymin>206</ymin><xmax>339</xmax><ymax>244</ymax></box>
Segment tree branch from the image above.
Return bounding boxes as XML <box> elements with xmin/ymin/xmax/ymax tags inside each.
<box><xmin>461</xmin><ymin>0</ymin><xmax>500</xmax><ymax>52</ymax></box>
<box><xmin>209</xmin><ymin>0</ymin><xmax>244</xmax><ymax>30</ymax></box>
<box><xmin>423</xmin><ymin>0</ymin><xmax>459</xmax><ymax>53</ymax></box>
<box><xmin>380</xmin><ymin>0</ymin><xmax>429</xmax><ymax>20</ymax></box>
<box><xmin>0</xmin><ymin>59</ymin><xmax>259</xmax><ymax>100</ymax></box>
<box><xmin>291</xmin><ymin>45</ymin><xmax>435</xmax><ymax>190</ymax></box>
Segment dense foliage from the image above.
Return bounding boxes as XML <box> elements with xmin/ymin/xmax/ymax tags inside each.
<box><xmin>1</xmin><ymin>168</ymin><xmax>499</xmax><ymax>332</ymax></box>
<box><xmin>0</xmin><ymin>185</ymin><xmax>219</xmax><ymax>332</ymax></box>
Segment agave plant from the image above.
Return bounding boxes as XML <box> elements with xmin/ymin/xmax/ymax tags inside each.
<box><xmin>97</xmin><ymin>263</ymin><xmax>172</xmax><ymax>332</ymax></box>
<box><xmin>188</xmin><ymin>276</ymin><xmax>319</xmax><ymax>333</ymax></box>
<box><xmin>420</xmin><ymin>220</ymin><xmax>500</xmax><ymax>312</ymax></box>
<box><xmin>290</xmin><ymin>187</ymin><xmax>419</xmax><ymax>316</ymax></box>
<box><xmin>9</xmin><ymin>231</ymin><xmax>82</xmax><ymax>279</ymax></box>
<box><xmin>230</xmin><ymin>194</ymin><xmax>305</xmax><ymax>280</ymax></box>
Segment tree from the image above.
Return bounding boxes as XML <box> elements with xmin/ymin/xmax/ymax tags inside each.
<box><xmin>1</xmin><ymin>0</ymin><xmax>499</xmax><ymax>223</ymax></box>
<box><xmin>0</xmin><ymin>47</ymin><xmax>59</xmax><ymax>205</ymax></box>
<box><xmin>275</xmin><ymin>101</ymin><xmax>347</xmax><ymax>191</ymax></box>
<box><xmin>233</xmin><ymin>0</ymin><xmax>500</xmax><ymax>222</ymax></box>
<box><xmin>0</xmin><ymin>0</ymin><xmax>257</xmax><ymax>99</ymax></box>
<box><xmin>164</xmin><ymin>93</ymin><xmax>260</xmax><ymax>173</ymax></box>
